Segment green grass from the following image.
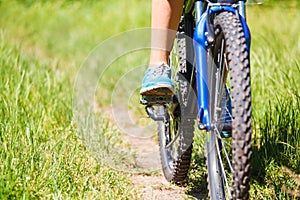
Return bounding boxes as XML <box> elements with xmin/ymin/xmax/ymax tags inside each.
<box><xmin>0</xmin><ymin>0</ymin><xmax>151</xmax><ymax>198</ymax></box>
<box><xmin>0</xmin><ymin>0</ymin><xmax>299</xmax><ymax>199</ymax></box>
<box><xmin>0</xmin><ymin>0</ymin><xmax>151</xmax><ymax>64</ymax></box>
<box><xmin>247</xmin><ymin>3</ymin><xmax>300</xmax><ymax>199</ymax></box>
<box><xmin>0</xmin><ymin>38</ymin><xmax>138</xmax><ymax>199</ymax></box>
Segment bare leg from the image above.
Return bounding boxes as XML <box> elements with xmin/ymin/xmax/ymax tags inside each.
<box><xmin>140</xmin><ymin>0</ymin><xmax>183</xmax><ymax>97</ymax></box>
<box><xmin>150</xmin><ymin>0</ymin><xmax>184</xmax><ymax>65</ymax></box>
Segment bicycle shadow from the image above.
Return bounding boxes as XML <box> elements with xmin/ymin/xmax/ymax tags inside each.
<box><xmin>186</xmin><ymin>163</ymin><xmax>208</xmax><ymax>199</ymax></box>
<box><xmin>185</xmin><ymin>143</ymin><xmax>208</xmax><ymax>199</ymax></box>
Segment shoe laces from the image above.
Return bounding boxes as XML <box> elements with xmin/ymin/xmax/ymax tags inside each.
<box><xmin>150</xmin><ymin>63</ymin><xmax>170</xmax><ymax>77</ymax></box>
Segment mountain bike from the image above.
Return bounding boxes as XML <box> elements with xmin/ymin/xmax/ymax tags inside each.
<box><xmin>141</xmin><ymin>0</ymin><xmax>252</xmax><ymax>199</ymax></box>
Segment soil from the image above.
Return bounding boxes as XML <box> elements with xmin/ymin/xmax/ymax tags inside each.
<box><xmin>122</xmin><ymin>134</ymin><xmax>187</xmax><ymax>200</ymax></box>
<box><xmin>97</xmin><ymin>105</ymin><xmax>203</xmax><ymax>200</ymax></box>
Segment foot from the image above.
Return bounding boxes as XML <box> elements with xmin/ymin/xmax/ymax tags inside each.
<box><xmin>140</xmin><ymin>63</ymin><xmax>175</xmax><ymax>96</ymax></box>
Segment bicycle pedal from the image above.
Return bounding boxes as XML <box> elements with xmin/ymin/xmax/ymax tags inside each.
<box><xmin>140</xmin><ymin>95</ymin><xmax>173</xmax><ymax>105</ymax></box>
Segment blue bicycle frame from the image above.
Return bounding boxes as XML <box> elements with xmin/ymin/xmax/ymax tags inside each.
<box><xmin>192</xmin><ymin>0</ymin><xmax>251</xmax><ymax>131</ymax></box>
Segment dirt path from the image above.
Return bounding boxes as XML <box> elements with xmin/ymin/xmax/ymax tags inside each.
<box><xmin>123</xmin><ymin>134</ymin><xmax>187</xmax><ymax>200</ymax></box>
<box><xmin>97</xmin><ymin>106</ymin><xmax>190</xmax><ymax>200</ymax></box>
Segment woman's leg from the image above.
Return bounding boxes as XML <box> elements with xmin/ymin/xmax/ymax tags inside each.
<box><xmin>150</xmin><ymin>0</ymin><xmax>184</xmax><ymax>65</ymax></box>
<box><xmin>140</xmin><ymin>0</ymin><xmax>184</xmax><ymax>97</ymax></box>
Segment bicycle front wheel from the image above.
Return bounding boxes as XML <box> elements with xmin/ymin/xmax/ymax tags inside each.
<box><xmin>206</xmin><ymin>12</ymin><xmax>252</xmax><ymax>200</ymax></box>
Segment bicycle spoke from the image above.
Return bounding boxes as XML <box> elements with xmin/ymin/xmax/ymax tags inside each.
<box><xmin>215</xmin><ymin>138</ymin><xmax>232</xmax><ymax>198</ymax></box>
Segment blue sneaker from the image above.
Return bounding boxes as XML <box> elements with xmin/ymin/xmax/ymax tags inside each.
<box><xmin>140</xmin><ymin>63</ymin><xmax>175</xmax><ymax>96</ymax></box>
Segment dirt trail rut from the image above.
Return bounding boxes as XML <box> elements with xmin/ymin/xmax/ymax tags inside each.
<box><xmin>122</xmin><ymin>134</ymin><xmax>186</xmax><ymax>200</ymax></box>
<box><xmin>98</xmin><ymin>106</ymin><xmax>188</xmax><ymax>200</ymax></box>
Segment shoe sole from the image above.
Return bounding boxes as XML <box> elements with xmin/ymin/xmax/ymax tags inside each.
<box><xmin>140</xmin><ymin>85</ymin><xmax>175</xmax><ymax>96</ymax></box>
<box><xmin>140</xmin><ymin>95</ymin><xmax>173</xmax><ymax>105</ymax></box>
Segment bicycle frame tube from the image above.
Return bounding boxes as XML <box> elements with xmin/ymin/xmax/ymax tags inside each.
<box><xmin>193</xmin><ymin>3</ymin><xmax>251</xmax><ymax>130</ymax></box>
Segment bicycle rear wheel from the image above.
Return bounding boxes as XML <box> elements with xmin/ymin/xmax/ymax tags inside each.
<box><xmin>157</xmin><ymin>14</ymin><xmax>196</xmax><ymax>184</ymax></box>
<box><xmin>206</xmin><ymin>12</ymin><xmax>252</xmax><ymax>199</ymax></box>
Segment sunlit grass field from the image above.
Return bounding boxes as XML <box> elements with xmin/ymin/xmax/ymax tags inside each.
<box><xmin>0</xmin><ymin>0</ymin><xmax>299</xmax><ymax>199</ymax></box>
<box><xmin>0</xmin><ymin>0</ymin><xmax>150</xmax><ymax>199</ymax></box>
<box><xmin>247</xmin><ymin>2</ymin><xmax>300</xmax><ymax>198</ymax></box>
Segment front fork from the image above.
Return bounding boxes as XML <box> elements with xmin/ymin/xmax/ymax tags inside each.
<box><xmin>193</xmin><ymin>1</ymin><xmax>250</xmax><ymax>131</ymax></box>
